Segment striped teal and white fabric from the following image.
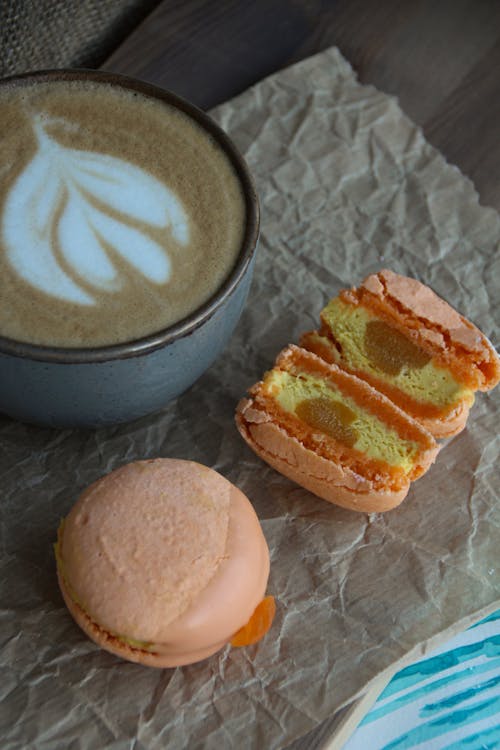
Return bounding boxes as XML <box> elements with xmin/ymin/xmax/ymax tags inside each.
<box><xmin>343</xmin><ymin>610</ymin><xmax>500</xmax><ymax>750</ymax></box>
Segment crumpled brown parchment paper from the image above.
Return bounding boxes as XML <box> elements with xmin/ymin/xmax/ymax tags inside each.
<box><xmin>0</xmin><ymin>47</ymin><xmax>498</xmax><ymax>750</ymax></box>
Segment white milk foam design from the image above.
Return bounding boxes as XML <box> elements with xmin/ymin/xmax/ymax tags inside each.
<box><xmin>2</xmin><ymin>116</ymin><xmax>190</xmax><ymax>305</ymax></box>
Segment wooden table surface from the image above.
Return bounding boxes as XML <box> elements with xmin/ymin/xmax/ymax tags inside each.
<box><xmin>105</xmin><ymin>0</ymin><xmax>500</xmax><ymax>212</ymax></box>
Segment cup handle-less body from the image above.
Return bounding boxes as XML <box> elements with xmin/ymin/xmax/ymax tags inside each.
<box><xmin>0</xmin><ymin>255</ymin><xmax>255</xmax><ymax>428</ymax></box>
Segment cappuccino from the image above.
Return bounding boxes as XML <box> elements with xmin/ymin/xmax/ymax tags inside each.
<box><xmin>0</xmin><ymin>76</ymin><xmax>246</xmax><ymax>347</ymax></box>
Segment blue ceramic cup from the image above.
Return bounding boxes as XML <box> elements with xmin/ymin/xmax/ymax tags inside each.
<box><xmin>0</xmin><ymin>70</ymin><xmax>259</xmax><ymax>427</ymax></box>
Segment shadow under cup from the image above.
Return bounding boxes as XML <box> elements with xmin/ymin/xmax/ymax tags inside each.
<box><xmin>0</xmin><ymin>70</ymin><xmax>259</xmax><ymax>428</ymax></box>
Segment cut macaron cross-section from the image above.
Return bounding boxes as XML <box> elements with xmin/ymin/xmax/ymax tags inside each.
<box><xmin>236</xmin><ymin>345</ymin><xmax>439</xmax><ymax>513</ymax></box>
<box><xmin>55</xmin><ymin>459</ymin><xmax>274</xmax><ymax>667</ymax></box>
<box><xmin>301</xmin><ymin>269</ymin><xmax>500</xmax><ymax>438</ymax></box>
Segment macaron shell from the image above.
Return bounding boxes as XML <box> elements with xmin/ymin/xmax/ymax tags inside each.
<box><xmin>360</xmin><ymin>270</ymin><xmax>480</xmax><ymax>350</ymax></box>
<box><xmin>58</xmin><ymin>570</ymin><xmax>229</xmax><ymax>667</ymax></box>
<box><xmin>144</xmin><ymin>483</ymin><xmax>270</xmax><ymax>660</ymax></box>
<box><xmin>359</xmin><ymin>269</ymin><xmax>500</xmax><ymax>390</ymax></box>
<box><xmin>237</xmin><ymin>399</ymin><xmax>373</xmax><ymax>493</ymax></box>
<box><xmin>236</xmin><ymin>402</ymin><xmax>408</xmax><ymax>512</ymax></box>
<box><xmin>58</xmin><ymin>483</ymin><xmax>270</xmax><ymax>667</ymax></box>
<box><xmin>417</xmin><ymin>398</ymin><xmax>471</xmax><ymax>438</ymax></box>
<box><xmin>60</xmin><ymin>459</ymin><xmax>231</xmax><ymax>643</ymax></box>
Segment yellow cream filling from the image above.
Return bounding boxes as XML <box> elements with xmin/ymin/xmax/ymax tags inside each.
<box><xmin>267</xmin><ymin>370</ymin><xmax>420</xmax><ymax>472</ymax></box>
<box><xmin>321</xmin><ymin>298</ymin><xmax>472</xmax><ymax>407</ymax></box>
<box><xmin>114</xmin><ymin>634</ymin><xmax>154</xmax><ymax>650</ymax></box>
<box><xmin>54</xmin><ymin>521</ymin><xmax>154</xmax><ymax>652</ymax></box>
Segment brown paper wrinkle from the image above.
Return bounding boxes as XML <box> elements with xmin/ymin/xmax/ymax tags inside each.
<box><xmin>1</xmin><ymin>45</ymin><xmax>499</xmax><ymax>749</ymax></box>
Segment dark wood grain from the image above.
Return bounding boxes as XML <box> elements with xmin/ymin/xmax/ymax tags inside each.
<box><xmin>426</xmin><ymin>39</ymin><xmax>500</xmax><ymax>210</ymax></box>
<box><xmin>105</xmin><ymin>0</ymin><xmax>314</xmax><ymax>108</ymax></box>
<box><xmin>104</xmin><ymin>0</ymin><xmax>500</xmax><ymax>210</ymax></box>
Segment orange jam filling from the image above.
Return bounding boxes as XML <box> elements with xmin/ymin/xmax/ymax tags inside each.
<box><xmin>364</xmin><ymin>320</ymin><xmax>431</xmax><ymax>375</ymax></box>
<box><xmin>296</xmin><ymin>397</ymin><xmax>358</xmax><ymax>447</ymax></box>
<box><xmin>231</xmin><ymin>595</ymin><xmax>276</xmax><ymax>647</ymax></box>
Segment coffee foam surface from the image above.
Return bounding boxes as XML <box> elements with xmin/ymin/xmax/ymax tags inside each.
<box><xmin>0</xmin><ymin>79</ymin><xmax>246</xmax><ymax>347</ymax></box>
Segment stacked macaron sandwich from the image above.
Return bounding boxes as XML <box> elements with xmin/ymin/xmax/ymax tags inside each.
<box><xmin>56</xmin><ymin>459</ymin><xmax>275</xmax><ymax>667</ymax></box>
<box><xmin>236</xmin><ymin>269</ymin><xmax>500</xmax><ymax>512</ymax></box>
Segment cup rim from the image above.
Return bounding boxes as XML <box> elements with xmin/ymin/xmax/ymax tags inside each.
<box><xmin>0</xmin><ymin>68</ymin><xmax>259</xmax><ymax>364</ymax></box>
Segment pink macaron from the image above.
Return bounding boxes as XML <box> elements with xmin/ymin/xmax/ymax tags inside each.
<box><xmin>55</xmin><ymin>458</ymin><xmax>274</xmax><ymax>667</ymax></box>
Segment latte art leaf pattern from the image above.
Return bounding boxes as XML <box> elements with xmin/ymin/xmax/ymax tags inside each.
<box><xmin>2</xmin><ymin>117</ymin><xmax>190</xmax><ymax>305</ymax></box>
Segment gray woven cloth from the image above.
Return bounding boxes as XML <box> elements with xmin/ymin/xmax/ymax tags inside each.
<box><xmin>0</xmin><ymin>0</ymin><xmax>159</xmax><ymax>77</ymax></box>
